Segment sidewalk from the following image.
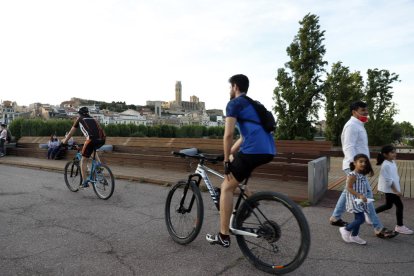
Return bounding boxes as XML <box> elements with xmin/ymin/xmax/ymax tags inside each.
<box><xmin>0</xmin><ymin>156</ymin><xmax>308</xmax><ymax>201</ymax></box>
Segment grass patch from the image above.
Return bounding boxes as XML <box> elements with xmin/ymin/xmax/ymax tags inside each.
<box><xmin>299</xmin><ymin>200</ymin><xmax>311</xmax><ymax>207</ymax></box>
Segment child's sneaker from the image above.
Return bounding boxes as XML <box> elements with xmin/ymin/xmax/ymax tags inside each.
<box><xmin>364</xmin><ymin>213</ymin><xmax>372</xmax><ymax>225</ymax></box>
<box><xmin>349</xmin><ymin>235</ymin><xmax>367</xmax><ymax>245</ymax></box>
<box><xmin>330</xmin><ymin>218</ymin><xmax>348</xmax><ymax>227</ymax></box>
<box><xmin>395</xmin><ymin>225</ymin><xmax>414</xmax><ymax>235</ymax></box>
<box><xmin>339</xmin><ymin>227</ymin><xmax>351</xmax><ymax>243</ymax></box>
<box><xmin>206</xmin><ymin>233</ymin><xmax>230</xmax><ymax>248</ymax></box>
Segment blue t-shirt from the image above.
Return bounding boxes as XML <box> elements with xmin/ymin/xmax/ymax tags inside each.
<box><xmin>226</xmin><ymin>95</ymin><xmax>276</xmax><ymax>155</ymax></box>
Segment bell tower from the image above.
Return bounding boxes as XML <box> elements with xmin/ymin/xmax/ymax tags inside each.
<box><xmin>175</xmin><ymin>81</ymin><xmax>182</xmax><ymax>106</ymax></box>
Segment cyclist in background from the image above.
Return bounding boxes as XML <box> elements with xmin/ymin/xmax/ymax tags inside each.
<box><xmin>206</xmin><ymin>74</ymin><xmax>276</xmax><ymax>248</ymax></box>
<box><xmin>62</xmin><ymin>107</ymin><xmax>106</xmax><ymax>188</ymax></box>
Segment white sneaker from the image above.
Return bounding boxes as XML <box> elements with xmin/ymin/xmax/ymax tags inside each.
<box><xmin>395</xmin><ymin>225</ymin><xmax>414</xmax><ymax>235</ymax></box>
<box><xmin>364</xmin><ymin>213</ymin><xmax>372</xmax><ymax>225</ymax></box>
<box><xmin>339</xmin><ymin>227</ymin><xmax>351</xmax><ymax>243</ymax></box>
<box><xmin>349</xmin><ymin>235</ymin><xmax>367</xmax><ymax>245</ymax></box>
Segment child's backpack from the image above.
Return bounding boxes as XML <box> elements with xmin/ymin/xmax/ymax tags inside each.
<box><xmin>240</xmin><ymin>95</ymin><xmax>276</xmax><ymax>133</ymax></box>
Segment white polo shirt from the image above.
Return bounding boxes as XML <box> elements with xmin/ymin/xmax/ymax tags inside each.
<box><xmin>341</xmin><ymin>116</ymin><xmax>369</xmax><ymax>170</ymax></box>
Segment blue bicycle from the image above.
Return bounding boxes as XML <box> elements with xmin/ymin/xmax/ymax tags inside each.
<box><xmin>64</xmin><ymin>145</ymin><xmax>115</xmax><ymax>200</ymax></box>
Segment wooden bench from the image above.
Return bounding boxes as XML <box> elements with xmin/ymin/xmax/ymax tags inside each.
<box><xmin>10</xmin><ymin>137</ymin><xmax>330</xmax><ymax>182</ymax></box>
<box><xmin>9</xmin><ymin>136</ymin><xmax>332</xmax><ymax>203</ymax></box>
<box><xmin>7</xmin><ymin>136</ymin><xmax>86</xmax><ymax>159</ymax></box>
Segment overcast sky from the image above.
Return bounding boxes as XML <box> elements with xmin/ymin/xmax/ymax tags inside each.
<box><xmin>0</xmin><ymin>0</ymin><xmax>413</xmax><ymax>123</ymax></box>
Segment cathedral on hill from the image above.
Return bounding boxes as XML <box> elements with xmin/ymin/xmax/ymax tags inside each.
<box><xmin>169</xmin><ymin>81</ymin><xmax>205</xmax><ymax>112</ymax></box>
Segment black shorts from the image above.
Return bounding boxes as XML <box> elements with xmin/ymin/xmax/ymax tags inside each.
<box><xmin>229</xmin><ymin>152</ymin><xmax>274</xmax><ymax>182</ymax></box>
<box><xmin>81</xmin><ymin>139</ymin><xmax>105</xmax><ymax>158</ymax></box>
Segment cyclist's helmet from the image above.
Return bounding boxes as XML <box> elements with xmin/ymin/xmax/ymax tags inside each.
<box><xmin>78</xmin><ymin>106</ymin><xmax>89</xmax><ymax>116</ymax></box>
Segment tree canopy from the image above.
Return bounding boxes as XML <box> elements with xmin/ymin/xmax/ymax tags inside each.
<box><xmin>273</xmin><ymin>13</ymin><xmax>327</xmax><ymax>140</ymax></box>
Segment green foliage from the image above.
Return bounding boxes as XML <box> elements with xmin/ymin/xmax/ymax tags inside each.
<box><xmin>8</xmin><ymin>118</ymin><xmax>24</xmax><ymax>140</ymax></box>
<box><xmin>273</xmin><ymin>13</ymin><xmax>327</xmax><ymax>140</ymax></box>
<box><xmin>176</xmin><ymin>125</ymin><xmax>206</xmax><ymax>138</ymax></box>
<box><xmin>118</xmin><ymin>124</ymin><xmax>131</xmax><ymax>137</ymax></box>
<box><xmin>207</xmin><ymin>126</ymin><xmax>225</xmax><ymax>138</ymax></box>
<box><xmin>97</xmin><ymin>101</ymin><xmax>139</xmax><ymax>113</ymax></box>
<box><xmin>9</xmin><ymin>118</ymin><xmax>74</xmax><ymax>138</ymax></box>
<box><xmin>103</xmin><ymin>124</ymin><xmax>119</xmax><ymax>137</ymax></box>
<box><xmin>159</xmin><ymin>125</ymin><xmax>177</xmax><ymax>137</ymax></box>
<box><xmin>10</xmin><ymin>119</ymin><xmax>224</xmax><ymax>139</ymax></box>
<box><xmin>324</xmin><ymin>62</ymin><xmax>364</xmax><ymax>146</ymax></box>
<box><xmin>364</xmin><ymin>69</ymin><xmax>400</xmax><ymax>146</ymax></box>
<box><xmin>396</xmin><ymin>121</ymin><xmax>414</xmax><ymax>138</ymax></box>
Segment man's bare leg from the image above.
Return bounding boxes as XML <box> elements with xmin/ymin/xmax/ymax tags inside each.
<box><xmin>219</xmin><ymin>174</ymin><xmax>240</xmax><ymax>235</ymax></box>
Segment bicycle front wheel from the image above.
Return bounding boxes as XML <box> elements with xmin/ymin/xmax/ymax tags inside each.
<box><xmin>235</xmin><ymin>191</ymin><xmax>310</xmax><ymax>275</ymax></box>
<box><xmin>64</xmin><ymin>160</ymin><xmax>81</xmax><ymax>192</ymax></box>
<box><xmin>165</xmin><ymin>180</ymin><xmax>204</xmax><ymax>245</ymax></box>
<box><xmin>92</xmin><ymin>164</ymin><xmax>115</xmax><ymax>200</ymax></box>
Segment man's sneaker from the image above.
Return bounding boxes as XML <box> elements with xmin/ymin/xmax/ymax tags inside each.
<box><xmin>330</xmin><ymin>218</ymin><xmax>348</xmax><ymax>227</ymax></box>
<box><xmin>364</xmin><ymin>213</ymin><xmax>372</xmax><ymax>225</ymax></box>
<box><xmin>206</xmin><ymin>233</ymin><xmax>230</xmax><ymax>248</ymax></box>
<box><xmin>349</xmin><ymin>235</ymin><xmax>367</xmax><ymax>245</ymax></box>
<box><xmin>0</xmin><ymin>153</ymin><xmax>5</xmax><ymax>157</ymax></box>
<box><xmin>395</xmin><ymin>225</ymin><xmax>414</xmax><ymax>235</ymax></box>
<box><xmin>80</xmin><ymin>179</ymin><xmax>89</xmax><ymax>188</ymax></box>
<box><xmin>339</xmin><ymin>227</ymin><xmax>351</xmax><ymax>243</ymax></box>
<box><xmin>376</xmin><ymin>228</ymin><xmax>399</xmax><ymax>239</ymax></box>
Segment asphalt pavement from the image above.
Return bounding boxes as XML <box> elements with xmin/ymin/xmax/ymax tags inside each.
<box><xmin>1</xmin><ymin>164</ymin><xmax>414</xmax><ymax>275</ymax></box>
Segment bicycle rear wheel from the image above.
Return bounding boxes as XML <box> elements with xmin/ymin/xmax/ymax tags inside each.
<box><xmin>64</xmin><ymin>160</ymin><xmax>81</xmax><ymax>192</ymax></box>
<box><xmin>165</xmin><ymin>180</ymin><xmax>204</xmax><ymax>245</ymax></box>
<box><xmin>92</xmin><ymin>164</ymin><xmax>115</xmax><ymax>200</ymax></box>
<box><xmin>235</xmin><ymin>192</ymin><xmax>310</xmax><ymax>275</ymax></box>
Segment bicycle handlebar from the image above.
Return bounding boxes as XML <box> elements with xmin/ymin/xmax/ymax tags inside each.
<box><xmin>172</xmin><ymin>148</ymin><xmax>224</xmax><ymax>164</ymax></box>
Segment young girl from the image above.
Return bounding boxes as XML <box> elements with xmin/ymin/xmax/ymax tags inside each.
<box><xmin>375</xmin><ymin>145</ymin><xmax>413</xmax><ymax>235</ymax></box>
<box><xmin>339</xmin><ymin>154</ymin><xmax>374</xmax><ymax>245</ymax></box>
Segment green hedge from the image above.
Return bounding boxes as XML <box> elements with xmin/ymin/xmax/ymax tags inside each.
<box><xmin>8</xmin><ymin>118</ymin><xmax>225</xmax><ymax>140</ymax></box>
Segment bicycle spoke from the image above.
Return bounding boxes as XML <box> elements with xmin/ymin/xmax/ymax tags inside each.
<box><xmin>165</xmin><ymin>181</ymin><xmax>203</xmax><ymax>245</ymax></box>
<box><xmin>92</xmin><ymin>164</ymin><xmax>115</xmax><ymax>200</ymax></box>
<box><xmin>235</xmin><ymin>192</ymin><xmax>310</xmax><ymax>274</ymax></box>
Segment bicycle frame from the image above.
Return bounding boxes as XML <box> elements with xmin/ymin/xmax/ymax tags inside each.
<box><xmin>73</xmin><ymin>148</ymin><xmax>100</xmax><ymax>183</ymax></box>
<box><xmin>188</xmin><ymin>162</ymin><xmax>259</xmax><ymax>238</ymax></box>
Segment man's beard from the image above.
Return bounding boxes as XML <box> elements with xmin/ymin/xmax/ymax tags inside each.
<box><xmin>230</xmin><ymin>93</ymin><xmax>235</xmax><ymax>100</ymax></box>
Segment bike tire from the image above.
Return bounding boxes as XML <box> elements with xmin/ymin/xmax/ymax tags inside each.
<box><xmin>165</xmin><ymin>180</ymin><xmax>204</xmax><ymax>245</ymax></box>
<box><xmin>92</xmin><ymin>164</ymin><xmax>115</xmax><ymax>200</ymax></box>
<box><xmin>235</xmin><ymin>191</ymin><xmax>310</xmax><ymax>275</ymax></box>
<box><xmin>64</xmin><ymin>160</ymin><xmax>81</xmax><ymax>192</ymax></box>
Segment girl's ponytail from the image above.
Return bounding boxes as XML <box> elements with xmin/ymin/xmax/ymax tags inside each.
<box><xmin>377</xmin><ymin>144</ymin><xmax>396</xmax><ymax>165</ymax></box>
<box><xmin>350</xmin><ymin>162</ymin><xmax>356</xmax><ymax>171</ymax></box>
<box><xmin>376</xmin><ymin>152</ymin><xmax>385</xmax><ymax>165</ymax></box>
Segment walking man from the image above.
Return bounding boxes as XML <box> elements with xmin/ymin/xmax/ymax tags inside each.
<box><xmin>329</xmin><ymin>101</ymin><xmax>397</xmax><ymax>239</ymax></box>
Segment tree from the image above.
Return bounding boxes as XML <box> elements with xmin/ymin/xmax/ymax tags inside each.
<box><xmin>273</xmin><ymin>13</ymin><xmax>327</xmax><ymax>140</ymax></box>
<box><xmin>392</xmin><ymin>121</ymin><xmax>414</xmax><ymax>143</ymax></box>
<box><xmin>324</xmin><ymin>62</ymin><xmax>364</xmax><ymax>145</ymax></box>
<box><xmin>398</xmin><ymin>121</ymin><xmax>414</xmax><ymax>137</ymax></box>
<box><xmin>364</xmin><ymin>69</ymin><xmax>399</xmax><ymax>145</ymax></box>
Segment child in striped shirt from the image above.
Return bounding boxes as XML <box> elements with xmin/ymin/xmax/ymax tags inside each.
<box><xmin>339</xmin><ymin>153</ymin><xmax>374</xmax><ymax>245</ymax></box>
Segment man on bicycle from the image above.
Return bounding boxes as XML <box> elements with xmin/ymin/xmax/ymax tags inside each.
<box><xmin>206</xmin><ymin>74</ymin><xmax>276</xmax><ymax>247</ymax></box>
<box><xmin>62</xmin><ymin>107</ymin><xmax>106</xmax><ymax>188</ymax></box>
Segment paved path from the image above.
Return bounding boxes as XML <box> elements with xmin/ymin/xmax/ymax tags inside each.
<box><xmin>0</xmin><ymin>156</ymin><xmax>308</xmax><ymax>202</ymax></box>
<box><xmin>1</xmin><ymin>164</ymin><xmax>414</xmax><ymax>275</ymax></box>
